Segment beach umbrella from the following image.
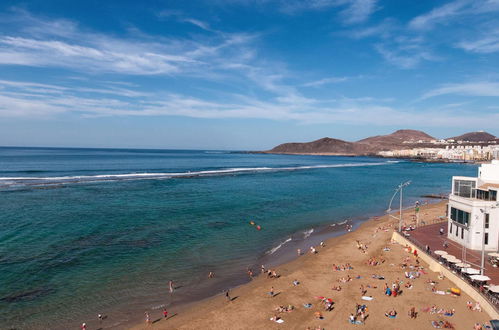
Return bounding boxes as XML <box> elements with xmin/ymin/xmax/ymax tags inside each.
<box><xmin>434</xmin><ymin>250</ymin><xmax>448</xmax><ymax>256</ymax></box>
<box><xmin>488</xmin><ymin>252</ymin><xmax>499</xmax><ymax>258</ymax></box>
<box><xmin>470</xmin><ymin>275</ymin><xmax>491</xmax><ymax>282</ymax></box>
<box><xmin>442</xmin><ymin>254</ymin><xmax>456</xmax><ymax>260</ymax></box>
<box><xmin>326</xmin><ymin>298</ymin><xmax>333</xmax><ymax>303</ymax></box>
<box><xmin>488</xmin><ymin>285</ymin><xmax>499</xmax><ymax>293</ymax></box>
<box><xmin>455</xmin><ymin>263</ymin><xmax>471</xmax><ymax>268</ymax></box>
<box><xmin>448</xmin><ymin>258</ymin><xmax>461</xmax><ymax>263</ymax></box>
<box><xmin>462</xmin><ymin>268</ymin><xmax>480</xmax><ymax>275</ymax></box>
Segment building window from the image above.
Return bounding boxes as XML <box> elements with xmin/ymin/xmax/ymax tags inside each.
<box><xmin>453</xmin><ymin>180</ymin><xmax>476</xmax><ymax>198</ymax></box>
<box><xmin>461</xmin><ymin>228</ymin><xmax>464</xmax><ymax>239</ymax></box>
<box><xmin>485</xmin><ymin>233</ymin><xmax>489</xmax><ymax>245</ymax></box>
<box><xmin>450</xmin><ymin>223</ymin><xmax>453</xmax><ymax>233</ymax></box>
<box><xmin>450</xmin><ymin>207</ymin><xmax>470</xmax><ymax>226</ymax></box>
<box><xmin>456</xmin><ymin>226</ymin><xmax>458</xmax><ymax>236</ymax></box>
<box><xmin>485</xmin><ymin>214</ymin><xmax>489</xmax><ymax>229</ymax></box>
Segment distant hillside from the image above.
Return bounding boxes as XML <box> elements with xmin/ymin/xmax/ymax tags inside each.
<box><xmin>265</xmin><ymin>129</ymin><xmax>496</xmax><ymax>155</ymax></box>
<box><xmin>267</xmin><ymin>129</ymin><xmax>434</xmax><ymax>155</ymax></box>
<box><xmin>269</xmin><ymin>137</ymin><xmax>363</xmax><ymax>155</ymax></box>
<box><xmin>449</xmin><ymin>131</ymin><xmax>496</xmax><ymax>142</ymax></box>
<box><xmin>357</xmin><ymin>129</ymin><xmax>434</xmax><ymax>151</ymax></box>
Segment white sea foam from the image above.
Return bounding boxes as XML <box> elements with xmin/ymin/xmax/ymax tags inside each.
<box><xmin>266</xmin><ymin>237</ymin><xmax>292</xmax><ymax>255</ymax></box>
<box><xmin>303</xmin><ymin>228</ymin><xmax>314</xmax><ymax>239</ymax></box>
<box><xmin>337</xmin><ymin>220</ymin><xmax>348</xmax><ymax>225</ymax></box>
<box><xmin>0</xmin><ymin>161</ymin><xmax>397</xmax><ymax>187</ymax></box>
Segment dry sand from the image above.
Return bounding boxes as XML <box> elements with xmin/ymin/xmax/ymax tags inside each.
<box><xmin>130</xmin><ymin>202</ymin><xmax>491</xmax><ymax>330</ymax></box>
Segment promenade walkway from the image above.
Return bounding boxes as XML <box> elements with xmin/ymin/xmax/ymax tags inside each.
<box><xmin>409</xmin><ymin>222</ymin><xmax>499</xmax><ymax>285</ymax></box>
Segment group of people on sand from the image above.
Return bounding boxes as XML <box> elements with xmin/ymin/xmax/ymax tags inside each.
<box><xmin>349</xmin><ymin>303</ymin><xmax>368</xmax><ymax>324</ymax></box>
<box><xmin>384</xmin><ymin>281</ymin><xmax>401</xmax><ymax>297</ymax></box>
<box><xmin>366</xmin><ymin>256</ymin><xmax>385</xmax><ymax>266</ymax></box>
<box><xmin>331</xmin><ymin>263</ymin><xmax>353</xmax><ymax>271</ymax></box>
<box><xmin>356</xmin><ymin>240</ymin><xmax>368</xmax><ymax>253</ymax></box>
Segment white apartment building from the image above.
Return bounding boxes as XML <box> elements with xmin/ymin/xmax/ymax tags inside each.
<box><xmin>448</xmin><ymin>160</ymin><xmax>499</xmax><ymax>251</ymax></box>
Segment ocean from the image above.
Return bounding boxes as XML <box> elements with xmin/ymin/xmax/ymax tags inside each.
<box><xmin>0</xmin><ymin>147</ymin><xmax>477</xmax><ymax>329</ymax></box>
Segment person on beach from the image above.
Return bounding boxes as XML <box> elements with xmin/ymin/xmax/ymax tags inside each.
<box><xmin>80</xmin><ymin>323</ymin><xmax>87</xmax><ymax>330</ymax></box>
<box><xmin>269</xmin><ymin>286</ymin><xmax>274</xmax><ymax>297</ymax></box>
<box><xmin>409</xmin><ymin>306</ymin><xmax>417</xmax><ymax>319</ymax></box>
<box><xmin>320</xmin><ymin>241</ymin><xmax>325</xmax><ymax>247</ymax></box>
<box><xmin>98</xmin><ymin>314</ymin><xmax>103</xmax><ymax>324</ymax></box>
<box><xmin>169</xmin><ymin>280</ymin><xmax>174</xmax><ymax>293</ymax></box>
<box><xmin>247</xmin><ymin>268</ymin><xmax>253</xmax><ymax>279</ymax></box>
<box><xmin>310</xmin><ymin>246</ymin><xmax>317</xmax><ymax>254</ymax></box>
<box><xmin>208</xmin><ymin>271</ymin><xmax>214</xmax><ymax>278</ymax></box>
<box><xmin>145</xmin><ymin>312</ymin><xmax>151</xmax><ymax>326</ymax></box>
<box><xmin>261</xmin><ymin>265</ymin><xmax>265</xmax><ymax>273</ymax></box>
<box><xmin>297</xmin><ymin>248</ymin><xmax>301</xmax><ymax>256</ymax></box>
<box><xmin>225</xmin><ymin>289</ymin><xmax>231</xmax><ymax>302</ymax></box>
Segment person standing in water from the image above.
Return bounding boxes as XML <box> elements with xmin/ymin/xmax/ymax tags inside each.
<box><xmin>169</xmin><ymin>280</ymin><xmax>174</xmax><ymax>293</ymax></box>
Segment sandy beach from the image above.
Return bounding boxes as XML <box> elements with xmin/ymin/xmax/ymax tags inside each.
<box><xmin>128</xmin><ymin>201</ymin><xmax>492</xmax><ymax>330</ymax></box>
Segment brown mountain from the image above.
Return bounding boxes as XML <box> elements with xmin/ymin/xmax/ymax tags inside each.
<box><xmin>267</xmin><ymin>129</ymin><xmax>434</xmax><ymax>155</ymax></box>
<box><xmin>449</xmin><ymin>131</ymin><xmax>496</xmax><ymax>142</ymax></box>
<box><xmin>269</xmin><ymin>137</ymin><xmax>363</xmax><ymax>155</ymax></box>
<box><xmin>357</xmin><ymin>129</ymin><xmax>434</xmax><ymax>151</ymax></box>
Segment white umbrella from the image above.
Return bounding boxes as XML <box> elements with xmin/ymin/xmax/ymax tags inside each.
<box><xmin>488</xmin><ymin>285</ymin><xmax>499</xmax><ymax>293</ymax></box>
<box><xmin>442</xmin><ymin>254</ymin><xmax>456</xmax><ymax>260</ymax></box>
<box><xmin>448</xmin><ymin>258</ymin><xmax>462</xmax><ymax>263</ymax></box>
<box><xmin>455</xmin><ymin>263</ymin><xmax>471</xmax><ymax>268</ymax></box>
<box><xmin>488</xmin><ymin>252</ymin><xmax>499</xmax><ymax>258</ymax></box>
<box><xmin>470</xmin><ymin>275</ymin><xmax>491</xmax><ymax>281</ymax></box>
<box><xmin>434</xmin><ymin>250</ymin><xmax>448</xmax><ymax>255</ymax></box>
<box><xmin>462</xmin><ymin>268</ymin><xmax>480</xmax><ymax>275</ymax></box>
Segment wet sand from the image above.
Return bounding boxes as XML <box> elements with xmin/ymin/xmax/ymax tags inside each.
<box><xmin>129</xmin><ymin>201</ymin><xmax>491</xmax><ymax>330</ymax></box>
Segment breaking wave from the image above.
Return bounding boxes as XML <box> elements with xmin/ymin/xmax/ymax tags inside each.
<box><xmin>0</xmin><ymin>161</ymin><xmax>398</xmax><ymax>188</ymax></box>
<box><xmin>266</xmin><ymin>237</ymin><xmax>292</xmax><ymax>255</ymax></box>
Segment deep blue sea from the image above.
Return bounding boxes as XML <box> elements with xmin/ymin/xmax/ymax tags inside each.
<box><xmin>0</xmin><ymin>147</ymin><xmax>477</xmax><ymax>329</ymax></box>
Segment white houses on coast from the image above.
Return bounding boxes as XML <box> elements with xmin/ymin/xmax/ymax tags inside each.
<box><xmin>448</xmin><ymin>160</ymin><xmax>499</xmax><ymax>251</ymax></box>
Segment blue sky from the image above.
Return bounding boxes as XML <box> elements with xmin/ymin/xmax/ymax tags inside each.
<box><xmin>0</xmin><ymin>0</ymin><xmax>498</xmax><ymax>149</ymax></box>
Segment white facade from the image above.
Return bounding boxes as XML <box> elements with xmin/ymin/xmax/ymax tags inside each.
<box><xmin>448</xmin><ymin>160</ymin><xmax>499</xmax><ymax>251</ymax></box>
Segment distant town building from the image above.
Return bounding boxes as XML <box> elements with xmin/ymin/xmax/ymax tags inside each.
<box><xmin>378</xmin><ymin>144</ymin><xmax>499</xmax><ymax>161</ymax></box>
<box><xmin>447</xmin><ymin>160</ymin><xmax>499</xmax><ymax>251</ymax></box>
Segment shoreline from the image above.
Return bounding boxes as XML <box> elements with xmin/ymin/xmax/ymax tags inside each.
<box><xmin>248</xmin><ymin>151</ymin><xmax>486</xmax><ymax>164</ymax></box>
<box><xmin>120</xmin><ymin>198</ymin><xmax>484</xmax><ymax>330</ymax></box>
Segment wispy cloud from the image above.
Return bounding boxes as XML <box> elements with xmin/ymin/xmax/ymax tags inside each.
<box><xmin>457</xmin><ymin>29</ymin><xmax>499</xmax><ymax>53</ymax></box>
<box><xmin>339</xmin><ymin>0</ymin><xmax>379</xmax><ymax>25</ymax></box>
<box><xmin>303</xmin><ymin>76</ymin><xmax>349</xmax><ymax>87</ymax></box>
<box><xmin>226</xmin><ymin>0</ymin><xmax>379</xmax><ymax>24</ymax></box>
<box><xmin>422</xmin><ymin>82</ymin><xmax>499</xmax><ymax>99</ymax></box>
<box><xmin>0</xmin><ymin>11</ymin><xmax>257</xmax><ymax>76</ymax></box>
<box><xmin>409</xmin><ymin>0</ymin><xmax>499</xmax><ymax>30</ymax></box>
<box><xmin>374</xmin><ymin>36</ymin><xmax>438</xmax><ymax>69</ymax></box>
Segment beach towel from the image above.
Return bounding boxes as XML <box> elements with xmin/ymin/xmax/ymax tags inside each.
<box><xmin>276</xmin><ymin>319</ymin><xmax>284</xmax><ymax>323</ymax></box>
<box><xmin>361</xmin><ymin>296</ymin><xmax>373</xmax><ymax>301</ymax></box>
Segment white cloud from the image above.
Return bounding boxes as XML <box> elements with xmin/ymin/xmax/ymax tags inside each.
<box><xmin>422</xmin><ymin>82</ymin><xmax>499</xmax><ymax>98</ymax></box>
<box><xmin>374</xmin><ymin>37</ymin><xmax>438</xmax><ymax>69</ymax></box>
<box><xmin>409</xmin><ymin>0</ymin><xmax>499</xmax><ymax>31</ymax></box>
<box><xmin>339</xmin><ymin>0</ymin><xmax>379</xmax><ymax>24</ymax></box>
<box><xmin>457</xmin><ymin>30</ymin><xmax>499</xmax><ymax>53</ymax></box>
<box><xmin>303</xmin><ymin>76</ymin><xmax>349</xmax><ymax>87</ymax></box>
<box><xmin>409</xmin><ymin>0</ymin><xmax>469</xmax><ymax>30</ymax></box>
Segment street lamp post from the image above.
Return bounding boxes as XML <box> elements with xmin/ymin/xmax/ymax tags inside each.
<box><xmin>386</xmin><ymin>181</ymin><xmax>412</xmax><ymax>232</ymax></box>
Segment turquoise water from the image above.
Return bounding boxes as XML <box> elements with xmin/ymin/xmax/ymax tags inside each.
<box><xmin>0</xmin><ymin>147</ymin><xmax>477</xmax><ymax>329</ymax></box>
